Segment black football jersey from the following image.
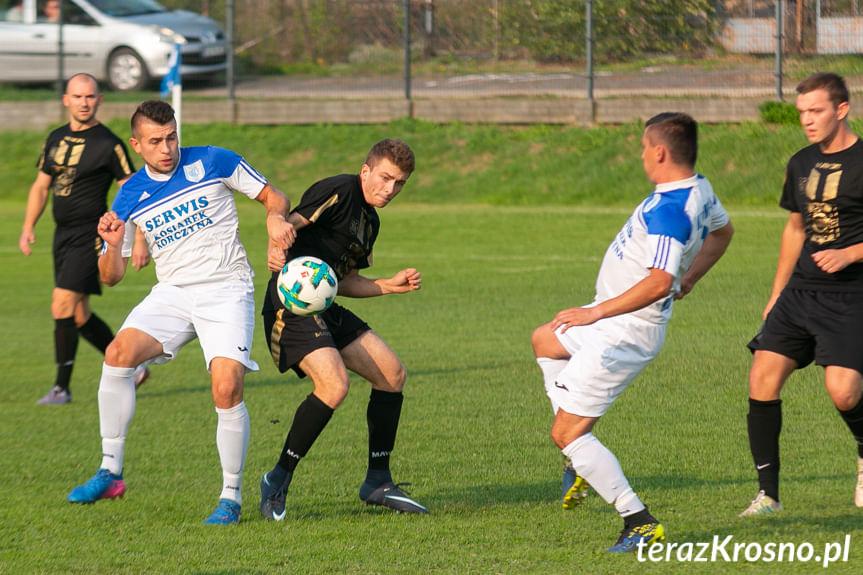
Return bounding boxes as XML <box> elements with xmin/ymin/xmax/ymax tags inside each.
<box><xmin>288</xmin><ymin>174</ymin><xmax>380</xmax><ymax>279</ymax></box>
<box><xmin>780</xmin><ymin>139</ymin><xmax>863</xmax><ymax>291</ymax></box>
<box><xmin>264</xmin><ymin>174</ymin><xmax>380</xmax><ymax>312</ymax></box>
<box><xmin>38</xmin><ymin>123</ymin><xmax>135</xmax><ymax>227</ymax></box>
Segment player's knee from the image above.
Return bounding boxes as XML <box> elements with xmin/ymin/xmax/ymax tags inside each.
<box><xmin>831</xmin><ymin>389</ymin><xmax>862</xmax><ymax>411</ymax></box>
<box><xmin>388</xmin><ymin>362</ymin><xmax>406</xmax><ymax>392</ymax></box>
<box><xmin>314</xmin><ymin>375</ymin><xmax>350</xmax><ymax>409</ymax></box>
<box><xmin>104</xmin><ymin>338</ymin><xmax>134</xmax><ymax>367</ymax></box>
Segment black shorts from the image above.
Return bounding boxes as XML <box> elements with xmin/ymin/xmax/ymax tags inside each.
<box><xmin>748</xmin><ymin>288</ymin><xmax>863</xmax><ymax>373</ymax></box>
<box><xmin>53</xmin><ymin>224</ymin><xmax>102</xmax><ymax>295</ymax></box>
<box><xmin>262</xmin><ymin>301</ymin><xmax>370</xmax><ymax>377</ymax></box>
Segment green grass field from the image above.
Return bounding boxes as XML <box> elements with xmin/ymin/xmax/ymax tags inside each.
<box><xmin>1</xmin><ymin>121</ymin><xmax>862</xmax><ymax>573</ymax></box>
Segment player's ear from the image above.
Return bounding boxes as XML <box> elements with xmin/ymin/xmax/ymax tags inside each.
<box><xmin>836</xmin><ymin>101</ymin><xmax>850</xmax><ymax>121</ymax></box>
<box><xmin>129</xmin><ymin>137</ymin><xmax>141</xmax><ymax>154</ymax></box>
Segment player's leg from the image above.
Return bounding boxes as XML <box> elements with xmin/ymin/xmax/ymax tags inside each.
<box><xmin>259</xmin><ymin>301</ymin><xmax>347</xmax><ymax>520</ymax></box>
<box><xmin>38</xmin><ymin>287</ymin><xmax>85</xmax><ymax>404</ymax></box>
<box><xmin>740</xmin><ymin>349</ymin><xmax>795</xmax><ymax>516</ymax></box>
<box><xmin>742</xmin><ymin>289</ymin><xmax>814</xmax><ymax>516</ymax></box>
<box><xmin>553</xmin><ymin>410</ymin><xmax>663</xmax><ymax>552</ymax></box>
<box><xmin>339</xmin><ymin>330</ymin><xmax>427</xmax><ymax>513</ymax></box>
<box><xmin>191</xmin><ymin>279</ymin><xmax>257</xmax><ymax>525</ymax></box>
<box><xmin>824</xmin><ymin>366</ymin><xmax>863</xmax><ymax>507</ymax></box>
<box><xmin>532</xmin><ymin>321</ymin><xmax>586</xmax><ymax>506</ymax></box>
<box><xmin>260</xmin><ymin>348</ymin><xmax>345</xmax><ymax>520</ymax></box>
<box><xmin>68</xmin><ymin>284</ymin><xmax>191</xmax><ymax>506</ymax></box>
<box><xmin>67</xmin><ymin>327</ymin><xmax>163</xmax><ymax>504</ymax></box>
<box><xmin>203</xmin><ymin>357</ymin><xmax>249</xmax><ymax>525</ymax></box>
<box><xmin>552</xmin><ymin>316</ymin><xmax>665</xmax><ymax>552</ymax></box>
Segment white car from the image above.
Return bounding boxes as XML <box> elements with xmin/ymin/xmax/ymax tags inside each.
<box><xmin>0</xmin><ymin>0</ymin><xmax>227</xmax><ymax>91</ymax></box>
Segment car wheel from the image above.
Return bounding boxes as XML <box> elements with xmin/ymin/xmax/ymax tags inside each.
<box><xmin>106</xmin><ymin>48</ymin><xmax>149</xmax><ymax>92</ymax></box>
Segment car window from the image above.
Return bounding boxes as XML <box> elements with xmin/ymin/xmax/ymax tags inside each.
<box><xmin>29</xmin><ymin>0</ymin><xmax>95</xmax><ymax>25</ymax></box>
<box><xmin>87</xmin><ymin>0</ymin><xmax>165</xmax><ymax>17</ymax></box>
<box><xmin>37</xmin><ymin>0</ymin><xmax>59</xmax><ymax>22</ymax></box>
<box><xmin>0</xmin><ymin>0</ymin><xmax>24</xmax><ymax>22</ymax></box>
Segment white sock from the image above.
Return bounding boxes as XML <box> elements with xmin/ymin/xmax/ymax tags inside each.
<box><xmin>562</xmin><ymin>433</ymin><xmax>645</xmax><ymax>517</ymax></box>
<box><xmin>216</xmin><ymin>401</ymin><xmax>250</xmax><ymax>505</ymax></box>
<box><xmin>537</xmin><ymin>357</ymin><xmax>568</xmax><ymax>414</ymax></box>
<box><xmin>98</xmin><ymin>363</ymin><xmax>136</xmax><ymax>476</ymax></box>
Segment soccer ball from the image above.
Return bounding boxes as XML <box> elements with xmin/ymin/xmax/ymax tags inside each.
<box><xmin>276</xmin><ymin>256</ymin><xmax>338</xmax><ymax>316</ymax></box>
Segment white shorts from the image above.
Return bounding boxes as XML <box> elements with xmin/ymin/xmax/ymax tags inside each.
<box><xmin>120</xmin><ymin>279</ymin><xmax>259</xmax><ymax>373</ymax></box>
<box><xmin>546</xmin><ymin>314</ymin><xmax>666</xmax><ymax>418</ymax></box>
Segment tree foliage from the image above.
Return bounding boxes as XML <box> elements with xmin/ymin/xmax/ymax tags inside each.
<box><xmin>498</xmin><ymin>0</ymin><xmax>719</xmax><ymax>63</ymax></box>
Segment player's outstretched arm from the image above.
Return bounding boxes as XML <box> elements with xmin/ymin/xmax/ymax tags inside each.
<box><xmin>675</xmin><ymin>220</ymin><xmax>734</xmax><ymax>300</ymax></box>
<box><xmin>338</xmin><ymin>268</ymin><xmax>422</xmax><ymax>298</ymax></box>
<box><xmin>97</xmin><ymin>211</ymin><xmax>129</xmax><ymax>286</ymax></box>
<box><xmin>19</xmin><ymin>172</ymin><xmax>52</xmax><ymax>256</ymax></box>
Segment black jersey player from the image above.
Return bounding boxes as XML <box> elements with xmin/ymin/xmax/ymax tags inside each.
<box><xmin>742</xmin><ymin>72</ymin><xmax>863</xmax><ymax>515</ymax></box>
<box><xmin>259</xmin><ymin>138</ymin><xmax>428</xmax><ymax>519</ymax></box>
<box><xmin>20</xmin><ymin>73</ymin><xmax>151</xmax><ymax>405</ymax></box>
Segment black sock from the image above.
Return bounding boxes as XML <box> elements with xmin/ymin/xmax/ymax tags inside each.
<box><xmin>366</xmin><ymin>389</ymin><xmax>403</xmax><ymax>483</ymax></box>
<box><xmin>623</xmin><ymin>507</ymin><xmax>657</xmax><ymax>529</ymax></box>
<box><xmin>747</xmin><ymin>397</ymin><xmax>782</xmax><ymax>501</ymax></box>
<box><xmin>276</xmin><ymin>393</ymin><xmax>334</xmax><ymax>473</ymax></box>
<box><xmin>78</xmin><ymin>313</ymin><xmax>114</xmax><ymax>354</ymax></box>
<box><xmin>838</xmin><ymin>398</ymin><xmax>863</xmax><ymax>459</ymax></box>
<box><xmin>54</xmin><ymin>317</ymin><xmax>78</xmax><ymax>391</ymax></box>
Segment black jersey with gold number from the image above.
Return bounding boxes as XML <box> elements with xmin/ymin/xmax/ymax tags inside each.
<box><xmin>781</xmin><ymin>139</ymin><xmax>863</xmax><ymax>291</ymax></box>
<box><xmin>38</xmin><ymin>123</ymin><xmax>135</xmax><ymax>227</ymax></box>
<box><xmin>288</xmin><ymin>173</ymin><xmax>380</xmax><ymax>279</ymax></box>
<box><xmin>264</xmin><ymin>173</ymin><xmax>380</xmax><ymax>312</ymax></box>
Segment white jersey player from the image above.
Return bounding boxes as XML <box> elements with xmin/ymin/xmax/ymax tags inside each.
<box><xmin>532</xmin><ymin>112</ymin><xmax>734</xmax><ymax>553</ymax></box>
<box><xmin>66</xmin><ymin>100</ymin><xmax>296</xmax><ymax>525</ymax></box>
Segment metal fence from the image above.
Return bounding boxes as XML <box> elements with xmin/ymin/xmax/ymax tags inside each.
<box><xmin>168</xmin><ymin>0</ymin><xmax>863</xmax><ymax>101</ymax></box>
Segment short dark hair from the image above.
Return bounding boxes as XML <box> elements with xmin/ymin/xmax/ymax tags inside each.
<box><xmin>645</xmin><ymin>112</ymin><xmax>698</xmax><ymax>168</ymax></box>
<box><xmin>131</xmin><ymin>100</ymin><xmax>175</xmax><ymax>138</ymax></box>
<box><xmin>365</xmin><ymin>138</ymin><xmax>415</xmax><ymax>174</ymax></box>
<box><xmin>796</xmin><ymin>72</ymin><xmax>849</xmax><ymax>108</ymax></box>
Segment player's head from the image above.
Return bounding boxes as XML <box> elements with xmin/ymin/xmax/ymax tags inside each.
<box><xmin>360</xmin><ymin>138</ymin><xmax>415</xmax><ymax>208</ymax></box>
<box><xmin>129</xmin><ymin>100</ymin><xmax>180</xmax><ymax>175</ymax></box>
<box><xmin>795</xmin><ymin>72</ymin><xmax>850</xmax><ymax>148</ymax></box>
<box><xmin>641</xmin><ymin>112</ymin><xmax>697</xmax><ymax>183</ymax></box>
<box><xmin>63</xmin><ymin>73</ymin><xmax>102</xmax><ymax>128</ymax></box>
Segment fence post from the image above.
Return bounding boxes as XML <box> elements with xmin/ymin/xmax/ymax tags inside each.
<box><xmin>586</xmin><ymin>0</ymin><xmax>595</xmax><ymax>122</ymax></box>
<box><xmin>776</xmin><ymin>0</ymin><xmax>784</xmax><ymax>101</ymax></box>
<box><xmin>404</xmin><ymin>0</ymin><xmax>412</xmax><ymax>104</ymax></box>
<box><xmin>226</xmin><ymin>0</ymin><xmax>236</xmax><ymax>123</ymax></box>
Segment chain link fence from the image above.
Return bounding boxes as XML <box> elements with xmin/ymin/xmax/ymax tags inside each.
<box><xmin>158</xmin><ymin>0</ymin><xmax>863</xmax><ymax>101</ymax></box>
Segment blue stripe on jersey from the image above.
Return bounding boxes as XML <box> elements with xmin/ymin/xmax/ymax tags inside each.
<box><xmin>239</xmin><ymin>159</ymin><xmax>267</xmax><ymax>185</ymax></box>
<box><xmin>642</xmin><ymin>188</ymin><xmax>693</xmax><ymax>244</ymax></box>
<box><xmin>651</xmin><ymin>235</ymin><xmax>670</xmax><ymax>269</ymax></box>
<box><xmin>112</xmin><ymin>146</ymin><xmax>244</xmax><ymax>221</ymax></box>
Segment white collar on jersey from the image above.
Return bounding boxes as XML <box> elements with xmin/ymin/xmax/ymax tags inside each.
<box><xmin>143</xmin><ymin>148</ymin><xmax>182</xmax><ymax>181</ymax></box>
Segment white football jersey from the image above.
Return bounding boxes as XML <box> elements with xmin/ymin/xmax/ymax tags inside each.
<box><xmin>111</xmin><ymin>146</ymin><xmax>267</xmax><ymax>286</ymax></box>
<box><xmin>595</xmin><ymin>174</ymin><xmax>729</xmax><ymax>324</ymax></box>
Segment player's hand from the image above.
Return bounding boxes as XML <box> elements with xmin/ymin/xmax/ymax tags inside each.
<box><xmin>267</xmin><ymin>243</ymin><xmax>287</xmax><ymax>272</ymax></box>
<box><xmin>19</xmin><ymin>230</ymin><xmax>35</xmax><ymax>256</ymax></box>
<box><xmin>131</xmin><ymin>243</ymin><xmax>150</xmax><ymax>271</ymax></box>
<box><xmin>674</xmin><ymin>279</ymin><xmax>693</xmax><ymax>300</ymax></box>
<box><xmin>98</xmin><ymin>211</ymin><xmax>125</xmax><ymax>248</ymax></box>
<box><xmin>812</xmin><ymin>248</ymin><xmax>854</xmax><ymax>274</ymax></box>
<box><xmin>550</xmin><ymin>306</ymin><xmax>602</xmax><ymax>333</ymax></box>
<box><xmin>267</xmin><ymin>215</ymin><xmax>296</xmax><ymax>251</ymax></box>
<box><xmin>389</xmin><ymin>268</ymin><xmax>421</xmax><ymax>293</ymax></box>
